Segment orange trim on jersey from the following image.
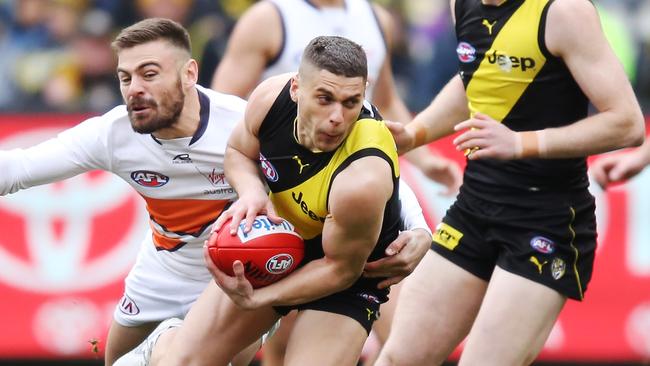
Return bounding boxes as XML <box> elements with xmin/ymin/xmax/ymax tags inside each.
<box><xmin>150</xmin><ymin>230</ymin><xmax>184</xmax><ymax>251</ymax></box>
<box><xmin>142</xmin><ymin>196</ymin><xmax>230</xmax><ymax>234</ymax></box>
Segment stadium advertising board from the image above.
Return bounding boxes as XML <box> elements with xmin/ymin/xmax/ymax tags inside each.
<box><xmin>0</xmin><ymin>116</ymin><xmax>648</xmax><ymax>362</ymax></box>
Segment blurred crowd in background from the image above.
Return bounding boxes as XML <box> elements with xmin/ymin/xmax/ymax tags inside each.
<box><xmin>0</xmin><ymin>0</ymin><xmax>648</xmax><ymax>114</ymax></box>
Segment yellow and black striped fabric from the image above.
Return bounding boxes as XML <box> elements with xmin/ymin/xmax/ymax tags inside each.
<box><xmin>455</xmin><ymin>0</ymin><xmax>590</xmax><ymax>198</ymax></box>
<box><xmin>257</xmin><ymin>81</ymin><xmax>401</xmax><ymax>290</ymax></box>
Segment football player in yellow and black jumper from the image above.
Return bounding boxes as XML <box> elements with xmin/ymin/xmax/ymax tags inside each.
<box><xmin>375</xmin><ymin>0</ymin><xmax>645</xmax><ymax>365</ymax></box>
<box><xmin>137</xmin><ymin>35</ymin><xmax>431</xmax><ymax>366</ymax></box>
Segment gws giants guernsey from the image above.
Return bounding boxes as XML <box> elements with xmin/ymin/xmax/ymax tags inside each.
<box><xmin>0</xmin><ymin>85</ymin><xmax>244</xmax><ymax>255</ymax></box>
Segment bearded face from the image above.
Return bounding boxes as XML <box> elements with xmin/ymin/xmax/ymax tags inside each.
<box><xmin>127</xmin><ymin>77</ymin><xmax>185</xmax><ymax>134</ymax></box>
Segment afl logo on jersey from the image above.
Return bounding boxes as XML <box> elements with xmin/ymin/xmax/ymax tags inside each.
<box><xmin>530</xmin><ymin>236</ymin><xmax>555</xmax><ymax>254</ymax></box>
<box><xmin>456</xmin><ymin>42</ymin><xmax>476</xmax><ymax>63</ymax></box>
<box><xmin>259</xmin><ymin>153</ymin><xmax>279</xmax><ymax>182</ymax></box>
<box><xmin>130</xmin><ymin>170</ymin><xmax>169</xmax><ymax>187</ymax></box>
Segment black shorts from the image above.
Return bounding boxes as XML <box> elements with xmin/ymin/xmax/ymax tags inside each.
<box><xmin>274</xmin><ymin>287</ymin><xmax>388</xmax><ymax>334</ymax></box>
<box><xmin>431</xmin><ymin>187</ymin><xmax>597</xmax><ymax>300</ymax></box>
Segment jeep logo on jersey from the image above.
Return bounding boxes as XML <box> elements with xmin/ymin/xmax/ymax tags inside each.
<box><xmin>486</xmin><ymin>50</ymin><xmax>536</xmax><ymax>72</ymax></box>
<box><xmin>530</xmin><ymin>236</ymin><xmax>555</xmax><ymax>254</ymax></box>
<box><xmin>456</xmin><ymin>42</ymin><xmax>476</xmax><ymax>63</ymax></box>
<box><xmin>130</xmin><ymin>170</ymin><xmax>169</xmax><ymax>187</ymax></box>
<box><xmin>266</xmin><ymin>254</ymin><xmax>294</xmax><ymax>274</ymax></box>
<box><xmin>259</xmin><ymin>153</ymin><xmax>279</xmax><ymax>182</ymax></box>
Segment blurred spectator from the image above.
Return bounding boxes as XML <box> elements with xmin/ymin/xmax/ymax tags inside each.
<box><xmin>0</xmin><ymin>0</ymin><xmax>648</xmax><ymax>113</ymax></box>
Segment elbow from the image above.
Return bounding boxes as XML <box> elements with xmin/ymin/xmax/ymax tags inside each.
<box><xmin>625</xmin><ymin>114</ymin><xmax>646</xmax><ymax>148</ymax></box>
<box><xmin>615</xmin><ymin>109</ymin><xmax>646</xmax><ymax>148</ymax></box>
<box><xmin>331</xmin><ymin>262</ymin><xmax>363</xmax><ymax>290</ymax></box>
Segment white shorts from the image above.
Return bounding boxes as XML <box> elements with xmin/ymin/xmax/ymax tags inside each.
<box><xmin>113</xmin><ymin>231</ymin><xmax>211</xmax><ymax>327</ymax></box>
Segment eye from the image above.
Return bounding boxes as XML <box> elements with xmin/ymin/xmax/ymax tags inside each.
<box><xmin>144</xmin><ymin>71</ymin><xmax>157</xmax><ymax>79</ymax></box>
<box><xmin>343</xmin><ymin>99</ymin><xmax>360</xmax><ymax>109</ymax></box>
<box><xmin>318</xmin><ymin>95</ymin><xmax>332</xmax><ymax>104</ymax></box>
<box><xmin>119</xmin><ymin>76</ymin><xmax>131</xmax><ymax>85</ymax></box>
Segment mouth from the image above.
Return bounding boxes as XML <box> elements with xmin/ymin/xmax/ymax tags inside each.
<box><xmin>319</xmin><ymin>131</ymin><xmax>342</xmax><ymax>143</ymax></box>
<box><xmin>129</xmin><ymin>104</ymin><xmax>153</xmax><ymax>117</ymax></box>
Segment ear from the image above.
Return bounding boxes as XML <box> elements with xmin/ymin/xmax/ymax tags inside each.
<box><xmin>289</xmin><ymin>74</ymin><xmax>299</xmax><ymax>102</ymax></box>
<box><xmin>182</xmin><ymin>59</ymin><xmax>198</xmax><ymax>88</ymax></box>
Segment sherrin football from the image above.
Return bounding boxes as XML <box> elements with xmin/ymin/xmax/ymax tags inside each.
<box><xmin>207</xmin><ymin>215</ymin><xmax>304</xmax><ymax>288</ymax></box>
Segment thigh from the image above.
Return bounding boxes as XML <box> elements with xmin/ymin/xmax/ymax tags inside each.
<box><xmin>494</xmin><ymin>193</ymin><xmax>597</xmax><ymax>300</ymax></box>
<box><xmin>105</xmin><ymin>320</ymin><xmax>159</xmax><ymax>365</ymax></box>
<box><xmin>285</xmin><ymin>310</ymin><xmax>368</xmax><ymax>366</ymax></box>
<box><xmin>115</xmin><ymin>238</ymin><xmax>209</xmax><ymax>327</ymax></box>
<box><xmin>261</xmin><ymin>310</ymin><xmax>297</xmax><ymax>366</ymax></box>
<box><xmin>158</xmin><ymin>282</ymin><xmax>280</xmax><ymax>366</ymax></box>
<box><xmin>377</xmin><ymin>250</ymin><xmax>488</xmax><ymax>366</ymax></box>
<box><xmin>460</xmin><ymin>266</ymin><xmax>566</xmax><ymax>366</ymax></box>
<box><xmin>371</xmin><ymin>282</ymin><xmax>401</xmax><ymax>344</ymax></box>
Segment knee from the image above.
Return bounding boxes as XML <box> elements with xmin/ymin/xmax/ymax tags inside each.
<box><xmin>376</xmin><ymin>346</ymin><xmax>445</xmax><ymax>366</ymax></box>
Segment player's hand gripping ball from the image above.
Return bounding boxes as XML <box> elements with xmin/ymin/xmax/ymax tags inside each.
<box><xmin>207</xmin><ymin>215</ymin><xmax>304</xmax><ymax>288</ymax></box>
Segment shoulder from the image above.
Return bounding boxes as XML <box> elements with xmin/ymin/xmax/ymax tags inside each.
<box><xmin>232</xmin><ymin>1</ymin><xmax>283</xmax><ymax>49</ymax></box>
<box><xmin>245</xmin><ymin>73</ymin><xmax>294</xmax><ymax>130</ymax></box>
<box><xmin>198</xmin><ymin>85</ymin><xmax>247</xmax><ymax>114</ymax></box>
<box><xmin>546</xmin><ymin>0</ymin><xmax>600</xmax><ymax>56</ymax></box>
<box><xmin>343</xmin><ymin>118</ymin><xmax>399</xmax><ymax>173</ymax></box>
<box><xmin>237</xmin><ymin>1</ymin><xmax>282</xmax><ymax>26</ymax></box>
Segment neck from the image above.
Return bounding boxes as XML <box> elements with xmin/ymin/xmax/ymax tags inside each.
<box><xmin>152</xmin><ymin>87</ymin><xmax>200</xmax><ymax>140</ymax></box>
<box><xmin>482</xmin><ymin>0</ymin><xmax>507</xmax><ymax>5</ymax></box>
<box><xmin>295</xmin><ymin>118</ymin><xmax>321</xmax><ymax>152</ymax></box>
<box><xmin>310</xmin><ymin>0</ymin><xmax>344</xmax><ymax>8</ymax></box>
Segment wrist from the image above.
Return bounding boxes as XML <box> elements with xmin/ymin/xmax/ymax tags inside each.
<box><xmin>515</xmin><ymin>130</ymin><xmax>547</xmax><ymax>158</ymax></box>
<box><xmin>406</xmin><ymin>121</ymin><xmax>429</xmax><ymax>150</ymax></box>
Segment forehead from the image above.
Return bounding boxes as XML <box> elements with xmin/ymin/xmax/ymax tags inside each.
<box><xmin>304</xmin><ymin>69</ymin><xmax>365</xmax><ymax>97</ymax></box>
<box><xmin>117</xmin><ymin>40</ymin><xmax>183</xmax><ymax>72</ymax></box>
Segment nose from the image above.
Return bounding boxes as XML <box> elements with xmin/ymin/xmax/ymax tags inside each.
<box><xmin>126</xmin><ymin>76</ymin><xmax>146</xmax><ymax>99</ymax></box>
<box><xmin>329</xmin><ymin>103</ymin><xmax>344</xmax><ymax>125</ymax></box>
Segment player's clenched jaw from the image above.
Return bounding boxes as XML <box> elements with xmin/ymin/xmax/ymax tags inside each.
<box><xmin>291</xmin><ymin>67</ymin><xmax>365</xmax><ymax>153</ymax></box>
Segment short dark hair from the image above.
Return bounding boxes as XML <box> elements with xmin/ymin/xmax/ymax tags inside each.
<box><xmin>300</xmin><ymin>36</ymin><xmax>367</xmax><ymax>80</ymax></box>
<box><xmin>111</xmin><ymin>18</ymin><xmax>191</xmax><ymax>54</ymax></box>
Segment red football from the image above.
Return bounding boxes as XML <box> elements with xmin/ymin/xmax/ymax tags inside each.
<box><xmin>207</xmin><ymin>215</ymin><xmax>304</xmax><ymax>288</ymax></box>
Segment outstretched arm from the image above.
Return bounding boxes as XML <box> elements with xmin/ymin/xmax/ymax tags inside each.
<box><xmin>1</xmin><ymin>117</ymin><xmax>109</xmax><ymax>196</ymax></box>
<box><xmin>371</xmin><ymin>3</ymin><xmax>462</xmax><ymax>195</ymax></box>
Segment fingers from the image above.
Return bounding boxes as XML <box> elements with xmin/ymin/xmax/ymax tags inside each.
<box><xmin>384</xmin><ymin>120</ymin><xmax>405</xmax><ymax>134</ymax></box>
<box><xmin>591</xmin><ymin>163</ymin><xmax>611</xmax><ymax>189</ymax></box>
<box><xmin>265</xmin><ymin>204</ymin><xmax>283</xmax><ymax>224</ymax></box>
<box><xmin>454</xmin><ymin>117</ymin><xmax>490</xmax><ymax>132</ymax></box>
<box><xmin>385</xmin><ymin>236</ymin><xmax>407</xmax><ymax>256</ymax></box>
<box><xmin>376</xmin><ymin>276</ymin><xmax>404</xmax><ymax>290</ymax></box>
<box><xmin>232</xmin><ymin>260</ymin><xmax>246</xmax><ymax>280</ymax></box>
<box><xmin>203</xmin><ymin>244</ymin><xmax>217</xmax><ymax>273</ymax></box>
<box><xmin>213</xmin><ymin>210</ymin><xmax>233</xmax><ymax>234</ymax></box>
<box><xmin>229</xmin><ymin>210</ymin><xmax>245</xmax><ymax>235</ymax></box>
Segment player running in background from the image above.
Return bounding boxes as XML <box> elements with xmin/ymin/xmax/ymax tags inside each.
<box><xmin>374</xmin><ymin>0</ymin><xmax>645</xmax><ymax>365</ymax></box>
